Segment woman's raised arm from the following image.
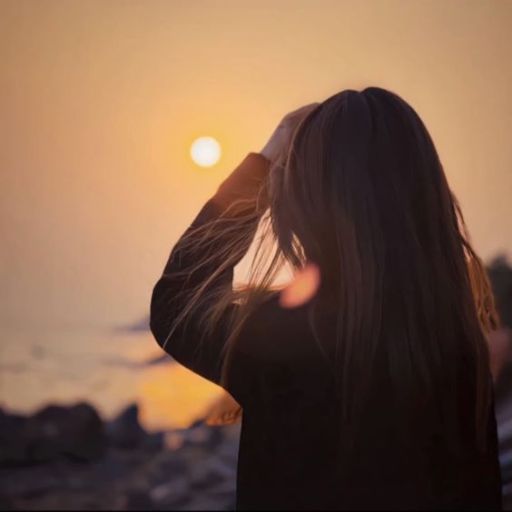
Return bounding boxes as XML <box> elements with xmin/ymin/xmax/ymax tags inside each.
<box><xmin>149</xmin><ymin>152</ymin><xmax>270</xmax><ymax>395</ymax></box>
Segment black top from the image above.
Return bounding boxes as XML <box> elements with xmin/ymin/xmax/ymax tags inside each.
<box><xmin>150</xmin><ymin>152</ymin><xmax>502</xmax><ymax>510</ymax></box>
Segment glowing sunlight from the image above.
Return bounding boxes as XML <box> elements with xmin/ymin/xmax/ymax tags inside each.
<box><xmin>190</xmin><ymin>136</ymin><xmax>222</xmax><ymax>167</ymax></box>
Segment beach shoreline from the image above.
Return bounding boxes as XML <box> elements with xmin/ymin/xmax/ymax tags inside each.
<box><xmin>0</xmin><ymin>400</ymin><xmax>240</xmax><ymax>511</ymax></box>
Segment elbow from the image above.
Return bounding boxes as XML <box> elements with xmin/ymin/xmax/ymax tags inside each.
<box><xmin>149</xmin><ymin>275</ymin><xmax>189</xmax><ymax>361</ymax></box>
<box><xmin>149</xmin><ymin>280</ymin><xmax>172</xmax><ymax>351</ymax></box>
<box><xmin>149</xmin><ymin>319</ymin><xmax>165</xmax><ymax>353</ymax></box>
<box><xmin>149</xmin><ymin>312</ymin><xmax>166</xmax><ymax>350</ymax></box>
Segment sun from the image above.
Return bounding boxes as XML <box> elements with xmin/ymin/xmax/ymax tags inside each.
<box><xmin>190</xmin><ymin>136</ymin><xmax>221</xmax><ymax>167</ymax></box>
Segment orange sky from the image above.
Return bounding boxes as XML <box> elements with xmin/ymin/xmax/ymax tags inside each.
<box><xmin>1</xmin><ymin>0</ymin><xmax>511</xmax><ymax>332</ymax></box>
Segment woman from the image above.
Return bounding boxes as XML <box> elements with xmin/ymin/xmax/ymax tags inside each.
<box><xmin>150</xmin><ymin>87</ymin><xmax>502</xmax><ymax>510</ymax></box>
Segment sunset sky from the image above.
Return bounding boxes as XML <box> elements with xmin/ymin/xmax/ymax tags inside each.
<box><xmin>1</xmin><ymin>0</ymin><xmax>511</xmax><ymax>334</ymax></box>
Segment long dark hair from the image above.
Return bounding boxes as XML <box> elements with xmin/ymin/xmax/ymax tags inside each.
<box><xmin>169</xmin><ymin>87</ymin><xmax>499</xmax><ymax>452</ymax></box>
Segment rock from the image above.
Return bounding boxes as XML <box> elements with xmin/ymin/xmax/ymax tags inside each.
<box><xmin>185</xmin><ymin>496</ymin><xmax>229</xmax><ymax>511</ymax></box>
<box><xmin>1</xmin><ymin>403</ymin><xmax>107</xmax><ymax>466</ymax></box>
<box><xmin>188</xmin><ymin>418</ymin><xmax>206</xmax><ymax>429</ymax></box>
<box><xmin>0</xmin><ymin>409</ymin><xmax>29</xmax><ymax>466</ymax></box>
<box><xmin>0</xmin><ymin>403</ymin><xmax>240</xmax><ymax>511</ymax></box>
<box><xmin>0</xmin><ymin>494</ymin><xmax>17</xmax><ymax>511</ymax></box>
<box><xmin>205</xmin><ymin>479</ymin><xmax>236</xmax><ymax>501</ymax></box>
<box><xmin>107</xmin><ymin>403</ymin><xmax>146</xmax><ymax>450</ymax></box>
<box><xmin>164</xmin><ymin>430</ymin><xmax>186</xmax><ymax>451</ymax></box>
<box><xmin>147</xmin><ymin>451</ymin><xmax>188</xmax><ymax>486</ymax></box>
<box><xmin>124</xmin><ymin>489</ymin><xmax>155</xmax><ymax>510</ymax></box>
<box><xmin>0</xmin><ymin>461</ymin><xmax>72</xmax><ymax>502</ymax></box>
<box><xmin>149</xmin><ymin>475</ymin><xmax>191</xmax><ymax>508</ymax></box>
<box><xmin>215</xmin><ymin>438</ymin><xmax>239</xmax><ymax>467</ymax></box>
<box><xmin>23</xmin><ymin>402</ymin><xmax>107</xmax><ymax>463</ymax></box>
<box><xmin>184</xmin><ymin>421</ymin><xmax>224</xmax><ymax>451</ymax></box>
<box><xmin>222</xmin><ymin>423</ymin><xmax>242</xmax><ymax>442</ymax></box>
<box><xmin>189</xmin><ymin>456</ymin><xmax>234</xmax><ymax>491</ymax></box>
<box><xmin>143</xmin><ymin>431</ymin><xmax>165</xmax><ymax>452</ymax></box>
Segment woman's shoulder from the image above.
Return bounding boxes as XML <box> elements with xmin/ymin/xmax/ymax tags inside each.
<box><xmin>243</xmin><ymin>287</ymin><xmax>315</xmax><ymax>327</ymax></box>
<box><xmin>235</xmin><ymin>289</ymin><xmax>323</xmax><ymax>362</ymax></box>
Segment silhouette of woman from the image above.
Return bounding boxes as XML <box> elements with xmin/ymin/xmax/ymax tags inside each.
<box><xmin>150</xmin><ymin>87</ymin><xmax>502</xmax><ymax>510</ymax></box>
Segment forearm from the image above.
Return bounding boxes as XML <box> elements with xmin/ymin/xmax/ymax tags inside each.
<box><xmin>149</xmin><ymin>152</ymin><xmax>270</xmax><ymax>378</ymax></box>
<box><xmin>210</xmin><ymin>151</ymin><xmax>270</xmax><ymax>215</ymax></box>
<box><xmin>158</xmin><ymin>151</ymin><xmax>270</xmax><ymax>281</ymax></box>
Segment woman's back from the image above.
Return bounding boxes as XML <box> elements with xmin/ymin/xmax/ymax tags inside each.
<box><xmin>229</xmin><ymin>293</ymin><xmax>501</xmax><ymax>510</ymax></box>
<box><xmin>150</xmin><ymin>87</ymin><xmax>503</xmax><ymax>509</ymax></box>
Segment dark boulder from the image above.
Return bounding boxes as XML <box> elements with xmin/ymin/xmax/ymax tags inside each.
<box><xmin>1</xmin><ymin>403</ymin><xmax>106</xmax><ymax>466</ymax></box>
<box><xmin>24</xmin><ymin>402</ymin><xmax>107</xmax><ymax>463</ymax></box>
<box><xmin>0</xmin><ymin>494</ymin><xmax>17</xmax><ymax>511</ymax></box>
<box><xmin>106</xmin><ymin>403</ymin><xmax>146</xmax><ymax>450</ymax></box>
<box><xmin>185</xmin><ymin>420</ymin><xmax>224</xmax><ymax>451</ymax></box>
<box><xmin>0</xmin><ymin>408</ymin><xmax>29</xmax><ymax>466</ymax></box>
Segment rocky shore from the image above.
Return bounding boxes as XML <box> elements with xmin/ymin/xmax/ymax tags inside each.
<box><xmin>0</xmin><ymin>402</ymin><xmax>240</xmax><ymax>510</ymax></box>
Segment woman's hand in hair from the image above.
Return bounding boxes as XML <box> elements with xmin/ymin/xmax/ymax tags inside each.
<box><xmin>259</xmin><ymin>103</ymin><xmax>320</xmax><ymax>164</ymax></box>
<box><xmin>211</xmin><ymin>103</ymin><xmax>319</xmax><ymax>216</ymax></box>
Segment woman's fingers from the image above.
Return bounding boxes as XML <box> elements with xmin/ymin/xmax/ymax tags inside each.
<box><xmin>284</xmin><ymin>102</ymin><xmax>320</xmax><ymax>123</ymax></box>
<box><xmin>260</xmin><ymin>102</ymin><xmax>320</xmax><ymax>163</ymax></box>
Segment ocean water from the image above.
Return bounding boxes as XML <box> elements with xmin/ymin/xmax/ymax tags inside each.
<box><xmin>0</xmin><ymin>326</ymin><xmax>224</xmax><ymax>431</ymax></box>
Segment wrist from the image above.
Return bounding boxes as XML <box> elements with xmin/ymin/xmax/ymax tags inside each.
<box><xmin>211</xmin><ymin>152</ymin><xmax>270</xmax><ymax>213</ymax></box>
